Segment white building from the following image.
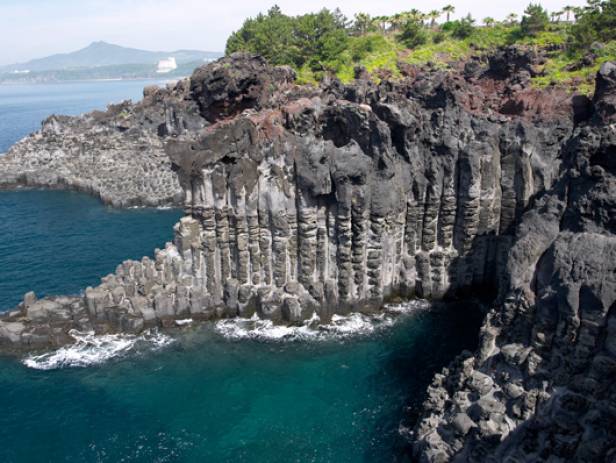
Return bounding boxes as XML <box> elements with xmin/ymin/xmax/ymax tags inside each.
<box><xmin>157</xmin><ymin>57</ymin><xmax>177</xmax><ymax>73</ymax></box>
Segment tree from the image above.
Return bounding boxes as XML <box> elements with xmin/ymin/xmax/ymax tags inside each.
<box><xmin>442</xmin><ymin>4</ymin><xmax>455</xmax><ymax>22</ymax></box>
<box><xmin>372</xmin><ymin>16</ymin><xmax>389</xmax><ymax>33</ymax></box>
<box><xmin>353</xmin><ymin>12</ymin><xmax>372</xmax><ymax>35</ymax></box>
<box><xmin>443</xmin><ymin>14</ymin><xmax>475</xmax><ymax>38</ymax></box>
<box><xmin>391</xmin><ymin>13</ymin><xmax>405</xmax><ymax>31</ymax></box>
<box><xmin>483</xmin><ymin>17</ymin><xmax>496</xmax><ymax>27</ymax></box>
<box><xmin>568</xmin><ymin>0</ymin><xmax>616</xmax><ymax>51</ymax></box>
<box><xmin>225</xmin><ymin>7</ymin><xmax>349</xmax><ymax>71</ymax></box>
<box><xmin>520</xmin><ymin>3</ymin><xmax>549</xmax><ymax>36</ymax></box>
<box><xmin>506</xmin><ymin>13</ymin><xmax>519</xmax><ymax>24</ymax></box>
<box><xmin>332</xmin><ymin>8</ymin><xmax>350</xmax><ymax>29</ymax></box>
<box><xmin>428</xmin><ymin>10</ymin><xmax>442</xmax><ymax>27</ymax></box>
<box><xmin>563</xmin><ymin>5</ymin><xmax>575</xmax><ymax>21</ymax></box>
<box><xmin>407</xmin><ymin>9</ymin><xmax>424</xmax><ymax>24</ymax></box>
<box><xmin>398</xmin><ymin>19</ymin><xmax>428</xmax><ymax>48</ymax></box>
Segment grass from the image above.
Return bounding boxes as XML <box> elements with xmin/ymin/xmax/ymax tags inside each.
<box><xmin>295</xmin><ymin>23</ymin><xmax>616</xmax><ymax>95</ymax></box>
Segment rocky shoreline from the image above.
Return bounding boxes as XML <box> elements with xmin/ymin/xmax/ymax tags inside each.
<box><xmin>0</xmin><ymin>50</ymin><xmax>614</xmax><ymax>461</ymax></box>
<box><xmin>0</xmin><ymin>84</ymin><xmax>187</xmax><ymax>207</ymax></box>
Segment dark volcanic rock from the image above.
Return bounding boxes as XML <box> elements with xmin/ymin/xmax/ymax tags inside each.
<box><xmin>190</xmin><ymin>52</ymin><xmax>296</xmax><ymax>122</ymax></box>
<box><xmin>0</xmin><ymin>51</ymin><xmax>614</xmax><ymax>462</ymax></box>
<box><xmin>410</xmin><ymin>65</ymin><xmax>616</xmax><ymax>462</ymax></box>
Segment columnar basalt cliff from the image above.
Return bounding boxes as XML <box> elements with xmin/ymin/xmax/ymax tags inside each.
<box><xmin>410</xmin><ymin>63</ymin><xmax>616</xmax><ymax>462</ymax></box>
<box><xmin>0</xmin><ymin>51</ymin><xmax>613</xmax><ymax>461</ymax></box>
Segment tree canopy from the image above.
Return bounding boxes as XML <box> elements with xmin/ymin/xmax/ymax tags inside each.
<box><xmin>568</xmin><ymin>0</ymin><xmax>616</xmax><ymax>51</ymax></box>
<box><xmin>226</xmin><ymin>6</ymin><xmax>349</xmax><ymax>71</ymax></box>
<box><xmin>224</xmin><ymin>2</ymin><xmax>616</xmax><ymax>93</ymax></box>
<box><xmin>520</xmin><ymin>3</ymin><xmax>550</xmax><ymax>36</ymax></box>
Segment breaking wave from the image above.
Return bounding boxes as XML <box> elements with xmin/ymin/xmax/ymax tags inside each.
<box><xmin>22</xmin><ymin>329</ymin><xmax>173</xmax><ymax>370</ymax></box>
<box><xmin>21</xmin><ymin>300</ymin><xmax>429</xmax><ymax>369</ymax></box>
<box><xmin>214</xmin><ymin>300</ymin><xmax>429</xmax><ymax>342</ymax></box>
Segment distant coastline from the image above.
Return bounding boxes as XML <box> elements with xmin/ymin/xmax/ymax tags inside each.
<box><xmin>0</xmin><ymin>41</ymin><xmax>222</xmax><ymax>85</ymax></box>
<box><xmin>0</xmin><ymin>76</ymin><xmax>186</xmax><ymax>86</ymax></box>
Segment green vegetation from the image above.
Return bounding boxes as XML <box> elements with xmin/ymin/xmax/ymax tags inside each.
<box><xmin>520</xmin><ymin>4</ymin><xmax>550</xmax><ymax>36</ymax></box>
<box><xmin>226</xmin><ymin>1</ymin><xmax>616</xmax><ymax>94</ymax></box>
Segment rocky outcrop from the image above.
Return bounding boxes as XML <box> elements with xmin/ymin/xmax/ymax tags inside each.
<box><xmin>0</xmin><ymin>55</ymin><xmax>297</xmax><ymax>208</ymax></box>
<box><xmin>0</xmin><ymin>51</ymin><xmax>612</xmax><ymax>461</ymax></box>
<box><xmin>410</xmin><ymin>63</ymin><xmax>616</xmax><ymax>462</ymax></box>
<box><xmin>0</xmin><ymin>83</ymin><xmax>192</xmax><ymax>207</ymax></box>
<box><xmin>0</xmin><ymin>51</ymin><xmax>575</xmax><ymax>346</ymax></box>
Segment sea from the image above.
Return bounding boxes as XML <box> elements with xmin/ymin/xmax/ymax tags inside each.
<box><xmin>0</xmin><ymin>80</ymin><xmax>481</xmax><ymax>462</ymax></box>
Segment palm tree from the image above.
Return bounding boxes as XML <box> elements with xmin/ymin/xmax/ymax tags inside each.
<box><xmin>506</xmin><ymin>13</ymin><xmax>518</xmax><ymax>25</ymax></box>
<box><xmin>483</xmin><ymin>17</ymin><xmax>495</xmax><ymax>27</ymax></box>
<box><xmin>391</xmin><ymin>13</ymin><xmax>404</xmax><ymax>31</ymax></box>
<box><xmin>442</xmin><ymin>4</ymin><xmax>455</xmax><ymax>22</ymax></box>
<box><xmin>556</xmin><ymin>11</ymin><xmax>565</xmax><ymax>22</ymax></box>
<box><xmin>563</xmin><ymin>5</ymin><xmax>575</xmax><ymax>22</ymax></box>
<box><xmin>428</xmin><ymin>10</ymin><xmax>441</xmax><ymax>27</ymax></box>
<box><xmin>408</xmin><ymin>9</ymin><xmax>422</xmax><ymax>19</ymax></box>
<box><xmin>354</xmin><ymin>12</ymin><xmax>372</xmax><ymax>35</ymax></box>
<box><xmin>372</xmin><ymin>16</ymin><xmax>389</xmax><ymax>33</ymax></box>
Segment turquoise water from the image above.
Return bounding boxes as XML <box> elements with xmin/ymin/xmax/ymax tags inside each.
<box><xmin>0</xmin><ymin>306</ymin><xmax>480</xmax><ymax>462</ymax></box>
<box><xmin>0</xmin><ymin>190</ymin><xmax>181</xmax><ymax>311</ymax></box>
<box><xmin>0</xmin><ymin>79</ymin><xmax>165</xmax><ymax>153</ymax></box>
<box><xmin>0</xmin><ymin>81</ymin><xmax>482</xmax><ymax>462</ymax></box>
<box><xmin>0</xmin><ymin>188</ymin><xmax>482</xmax><ymax>462</ymax></box>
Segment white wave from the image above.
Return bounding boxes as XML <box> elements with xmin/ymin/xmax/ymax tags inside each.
<box><xmin>214</xmin><ymin>300</ymin><xmax>429</xmax><ymax>342</ymax></box>
<box><xmin>22</xmin><ymin>329</ymin><xmax>173</xmax><ymax>370</ymax></box>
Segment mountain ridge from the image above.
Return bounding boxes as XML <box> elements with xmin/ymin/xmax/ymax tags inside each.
<box><xmin>1</xmin><ymin>41</ymin><xmax>222</xmax><ymax>72</ymax></box>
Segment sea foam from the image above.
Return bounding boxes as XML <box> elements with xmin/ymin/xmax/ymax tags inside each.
<box><xmin>21</xmin><ymin>300</ymin><xmax>429</xmax><ymax>369</ymax></box>
<box><xmin>214</xmin><ymin>300</ymin><xmax>429</xmax><ymax>342</ymax></box>
<box><xmin>22</xmin><ymin>329</ymin><xmax>173</xmax><ymax>370</ymax></box>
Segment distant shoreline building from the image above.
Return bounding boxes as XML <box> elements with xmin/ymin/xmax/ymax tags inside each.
<box><xmin>156</xmin><ymin>57</ymin><xmax>177</xmax><ymax>73</ymax></box>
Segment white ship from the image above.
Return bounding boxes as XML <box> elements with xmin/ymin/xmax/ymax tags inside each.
<box><xmin>156</xmin><ymin>57</ymin><xmax>177</xmax><ymax>73</ymax></box>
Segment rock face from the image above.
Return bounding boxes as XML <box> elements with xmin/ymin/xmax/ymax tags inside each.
<box><xmin>411</xmin><ymin>63</ymin><xmax>616</xmax><ymax>462</ymax></box>
<box><xmin>0</xmin><ymin>83</ymin><xmax>193</xmax><ymax>207</ymax></box>
<box><xmin>0</xmin><ymin>52</ymin><xmax>613</xmax><ymax>461</ymax></box>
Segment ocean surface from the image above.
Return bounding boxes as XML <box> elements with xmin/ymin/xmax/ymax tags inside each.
<box><xmin>0</xmin><ymin>81</ymin><xmax>482</xmax><ymax>462</ymax></box>
<box><xmin>0</xmin><ymin>305</ymin><xmax>481</xmax><ymax>462</ymax></box>
<box><xmin>0</xmin><ymin>190</ymin><xmax>182</xmax><ymax>311</ymax></box>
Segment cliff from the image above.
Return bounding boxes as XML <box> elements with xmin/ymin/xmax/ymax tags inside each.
<box><xmin>0</xmin><ymin>51</ymin><xmax>613</xmax><ymax>461</ymax></box>
<box><xmin>410</xmin><ymin>63</ymin><xmax>616</xmax><ymax>462</ymax></box>
<box><xmin>0</xmin><ymin>82</ymin><xmax>194</xmax><ymax>207</ymax></box>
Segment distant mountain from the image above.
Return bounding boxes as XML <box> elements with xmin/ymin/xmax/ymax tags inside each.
<box><xmin>1</xmin><ymin>41</ymin><xmax>222</xmax><ymax>72</ymax></box>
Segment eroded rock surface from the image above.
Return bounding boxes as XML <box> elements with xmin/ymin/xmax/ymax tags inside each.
<box><xmin>0</xmin><ymin>51</ymin><xmax>613</xmax><ymax>461</ymax></box>
<box><xmin>0</xmin><ymin>82</ymin><xmax>192</xmax><ymax>207</ymax></box>
<box><xmin>410</xmin><ymin>63</ymin><xmax>616</xmax><ymax>462</ymax></box>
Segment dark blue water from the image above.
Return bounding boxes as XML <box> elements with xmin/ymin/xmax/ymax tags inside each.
<box><xmin>0</xmin><ymin>190</ymin><xmax>181</xmax><ymax>311</ymax></box>
<box><xmin>0</xmin><ymin>79</ymin><xmax>180</xmax><ymax>310</ymax></box>
<box><xmin>0</xmin><ymin>306</ymin><xmax>480</xmax><ymax>463</ymax></box>
<box><xmin>0</xmin><ymin>80</ymin><xmax>164</xmax><ymax>153</ymax></box>
<box><xmin>0</xmin><ymin>81</ymin><xmax>482</xmax><ymax>462</ymax></box>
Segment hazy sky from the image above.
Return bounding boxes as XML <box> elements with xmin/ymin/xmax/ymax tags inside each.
<box><xmin>0</xmin><ymin>0</ymin><xmax>589</xmax><ymax>65</ymax></box>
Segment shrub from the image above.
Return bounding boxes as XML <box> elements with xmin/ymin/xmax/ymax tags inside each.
<box><xmin>520</xmin><ymin>3</ymin><xmax>549</xmax><ymax>37</ymax></box>
<box><xmin>398</xmin><ymin>20</ymin><xmax>427</xmax><ymax>48</ymax></box>
<box><xmin>445</xmin><ymin>15</ymin><xmax>475</xmax><ymax>39</ymax></box>
<box><xmin>433</xmin><ymin>31</ymin><xmax>446</xmax><ymax>44</ymax></box>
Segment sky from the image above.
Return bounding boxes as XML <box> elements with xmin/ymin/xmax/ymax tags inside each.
<box><xmin>0</xmin><ymin>0</ymin><xmax>589</xmax><ymax>65</ymax></box>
